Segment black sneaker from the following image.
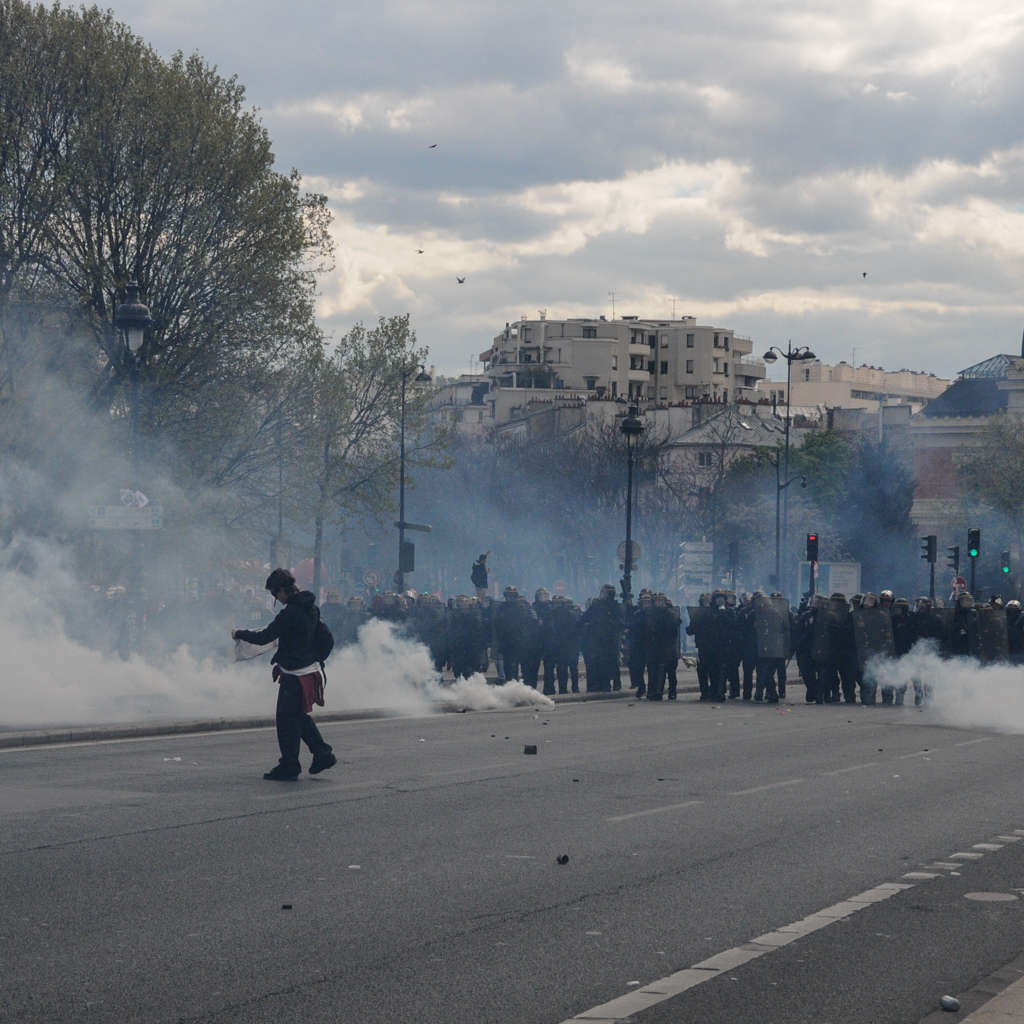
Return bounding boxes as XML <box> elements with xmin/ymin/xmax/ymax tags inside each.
<box><xmin>308</xmin><ymin>752</ymin><xmax>337</xmax><ymax>775</ymax></box>
<box><xmin>264</xmin><ymin>765</ymin><xmax>300</xmax><ymax>781</ymax></box>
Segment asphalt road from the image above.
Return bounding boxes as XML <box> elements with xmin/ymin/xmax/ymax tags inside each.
<box><xmin>4</xmin><ymin>694</ymin><xmax>1024</xmax><ymax>1023</ymax></box>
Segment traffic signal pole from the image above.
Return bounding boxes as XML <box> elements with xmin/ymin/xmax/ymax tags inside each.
<box><xmin>930</xmin><ymin>560</ymin><xmax>935</xmax><ymax>602</ymax></box>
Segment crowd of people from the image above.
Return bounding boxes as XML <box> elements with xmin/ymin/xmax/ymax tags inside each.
<box><xmin>687</xmin><ymin>588</ymin><xmax>1023</xmax><ymax>707</ymax></box>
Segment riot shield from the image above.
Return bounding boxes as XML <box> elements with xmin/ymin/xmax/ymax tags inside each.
<box><xmin>853</xmin><ymin>607</ymin><xmax>895</xmax><ymax>670</ymax></box>
<box><xmin>970</xmin><ymin>606</ymin><xmax>1008</xmax><ymax>663</ymax></box>
<box><xmin>686</xmin><ymin>607</ymin><xmax>713</xmax><ymax>647</ymax></box>
<box><xmin>755</xmin><ymin>598</ymin><xmax>790</xmax><ymax>659</ymax></box>
<box><xmin>811</xmin><ymin>599</ymin><xmax>838</xmax><ymax>662</ymax></box>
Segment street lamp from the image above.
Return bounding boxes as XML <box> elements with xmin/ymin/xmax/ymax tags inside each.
<box><xmin>762</xmin><ymin>341</ymin><xmax>815</xmax><ymax>597</ymax></box>
<box><xmin>759</xmin><ymin>451</ymin><xmax>806</xmax><ymax>589</ymax></box>
<box><xmin>113</xmin><ymin>281</ymin><xmax>153</xmax><ymax>598</ymax></box>
<box><xmin>619</xmin><ymin>404</ymin><xmax>644</xmax><ymax>604</ymax></box>
<box><xmin>396</xmin><ymin>363</ymin><xmax>432</xmax><ymax>593</ymax></box>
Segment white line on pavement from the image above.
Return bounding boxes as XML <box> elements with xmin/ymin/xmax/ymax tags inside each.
<box><xmin>955</xmin><ymin>737</ymin><xmax>995</xmax><ymax>747</ymax></box>
<box><xmin>822</xmin><ymin>762</ymin><xmax>879</xmax><ymax>776</ymax></box>
<box><xmin>556</xmin><ymin>882</ymin><xmax>915</xmax><ymax>1022</ymax></box>
<box><xmin>730</xmin><ymin>779</ymin><xmax>803</xmax><ymax>796</ymax></box>
<box><xmin>606</xmin><ymin>800</ymin><xmax>704</xmax><ymax>823</ymax></box>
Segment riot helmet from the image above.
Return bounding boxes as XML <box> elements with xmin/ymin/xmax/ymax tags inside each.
<box><xmin>879</xmin><ymin>590</ymin><xmax>894</xmax><ymax>606</ymax></box>
<box><xmin>861</xmin><ymin>593</ymin><xmax>878</xmax><ymax>608</ymax></box>
<box><xmin>535</xmin><ymin>588</ymin><xmax>551</xmax><ymax>603</ymax></box>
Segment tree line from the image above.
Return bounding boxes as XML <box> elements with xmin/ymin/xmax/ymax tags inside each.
<box><xmin>0</xmin><ymin>1</ymin><xmax>435</xmax><ymax>593</ymax></box>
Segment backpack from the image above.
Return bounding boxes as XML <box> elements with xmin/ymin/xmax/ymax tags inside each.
<box><xmin>312</xmin><ymin>613</ymin><xmax>335</xmax><ymax>665</ymax></box>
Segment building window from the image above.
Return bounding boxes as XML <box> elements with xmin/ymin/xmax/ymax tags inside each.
<box><xmin>584</xmin><ymin>377</ymin><xmax>598</xmax><ymax>390</ymax></box>
<box><xmin>611</xmin><ymin>381</ymin><xmax>617</xmax><ymax>397</ymax></box>
<box><xmin>686</xmin><ymin>360</ymin><xmax>694</xmax><ymax>373</ymax></box>
<box><xmin>523</xmin><ymin>353</ymin><xmax>532</xmax><ymax>363</ymax></box>
<box><xmin>661</xmin><ymin>361</ymin><xmax>668</xmax><ymax>375</ymax></box>
<box><xmin>478</xmin><ymin>410</ymin><xmax>484</xmax><ymax>421</ymax></box>
<box><xmin>557</xmin><ymin>348</ymin><xmax>561</xmax><ymax>362</ymax></box>
<box><xmin>686</xmin><ymin>334</ymin><xmax>695</xmax><ymax>347</ymax></box>
<box><xmin>648</xmin><ymin>334</ymin><xmax>657</xmax><ymax>346</ymax></box>
<box><xmin>804</xmin><ymin>368</ymin><xmax>811</xmax><ymax>381</ymax></box>
<box><xmin>583</xmin><ymin>327</ymin><xmax>597</xmax><ymax>338</ymax></box>
<box><xmin>523</xmin><ymin>329</ymin><xmax>532</xmax><ymax>341</ymax></box>
<box><xmin>714</xmin><ymin>334</ymin><xmax>719</xmax><ymax>347</ymax></box>
<box><xmin>723</xmin><ymin>337</ymin><xmax>729</xmax><ymax>351</ymax></box>
<box><xmin>661</xmin><ymin>335</ymin><xmax>668</xmax><ymax>348</ymax></box>
<box><xmin>648</xmin><ymin>360</ymin><xmax>655</xmax><ymax>373</ymax></box>
<box><xmin>647</xmin><ymin>386</ymin><xmax>655</xmax><ymax>398</ymax></box>
<box><xmin>698</xmin><ymin>451</ymin><xmax>712</xmax><ymax>467</ymax></box>
<box><xmin>714</xmin><ymin>359</ymin><xmax>720</xmax><ymax>373</ymax></box>
<box><xmin>612</xmin><ymin>355</ymin><xmax>618</xmax><ymax>371</ymax></box>
<box><xmin>660</xmin><ymin>386</ymin><xmax>668</xmax><ymax>399</ymax></box>
<box><xmin>724</xmin><ymin>362</ymin><xmax>729</xmax><ymax>377</ymax></box>
<box><xmin>685</xmin><ymin>386</ymin><xmax>699</xmax><ymax>399</ymax></box>
<box><xmin>722</xmin><ymin>388</ymin><xmax>727</xmax><ymax>401</ymax></box>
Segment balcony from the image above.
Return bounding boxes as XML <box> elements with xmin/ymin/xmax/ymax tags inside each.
<box><xmin>627</xmin><ymin>369</ymin><xmax>650</xmax><ymax>382</ymax></box>
<box><xmin>628</xmin><ymin>343</ymin><xmax>651</xmax><ymax>356</ymax></box>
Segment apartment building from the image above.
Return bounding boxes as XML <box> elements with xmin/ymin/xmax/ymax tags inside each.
<box><xmin>763</xmin><ymin>360</ymin><xmax>949</xmax><ymax>412</ymax></box>
<box><xmin>479</xmin><ymin>315</ymin><xmax>766</xmax><ymax>405</ymax></box>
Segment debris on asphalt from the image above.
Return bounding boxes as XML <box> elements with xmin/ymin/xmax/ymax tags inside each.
<box><xmin>348</xmin><ymin>865</ymin><xmax>361</xmax><ymax>870</ymax></box>
<box><xmin>281</xmin><ymin>904</ymin><xmax>292</xmax><ymax>910</ymax></box>
<box><xmin>524</xmin><ymin>745</ymin><xmax>537</xmax><ymax>755</ymax></box>
<box><xmin>418</xmin><ymin>738</ymin><xmax>425</xmax><ymax>742</ymax></box>
<box><xmin>627</xmin><ymin>981</ymin><xmax>640</xmax><ymax>987</ymax></box>
<box><xmin>557</xmin><ymin>854</ymin><xmax>569</xmax><ymax>865</ymax></box>
<box><xmin>939</xmin><ymin>995</ymin><xmax>960</xmax><ymax>1011</ymax></box>
<box><xmin>573</xmin><ymin>778</ymin><xmax>579</xmax><ymax>782</ymax></box>
<box><xmin>163</xmin><ymin>757</ymin><xmax>181</xmax><ymax>762</ymax></box>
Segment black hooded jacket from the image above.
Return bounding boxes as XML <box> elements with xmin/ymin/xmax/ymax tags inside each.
<box><xmin>235</xmin><ymin>591</ymin><xmax>321</xmax><ymax>672</ymax></box>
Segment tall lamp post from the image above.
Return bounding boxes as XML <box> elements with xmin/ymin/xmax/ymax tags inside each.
<box><xmin>762</xmin><ymin>341</ymin><xmax>815</xmax><ymax>597</ymax></box>
<box><xmin>760</xmin><ymin>451</ymin><xmax>806</xmax><ymax>589</ymax></box>
<box><xmin>396</xmin><ymin>363</ymin><xmax>432</xmax><ymax>593</ymax></box>
<box><xmin>113</xmin><ymin>281</ymin><xmax>153</xmax><ymax>594</ymax></box>
<box><xmin>620</xmin><ymin>404</ymin><xmax>644</xmax><ymax>604</ymax></box>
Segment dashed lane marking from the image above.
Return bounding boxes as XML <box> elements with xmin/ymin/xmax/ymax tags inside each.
<box><xmin>556</xmin><ymin>883</ymin><xmax>914</xmax><ymax>1023</ymax></box>
<box><xmin>822</xmin><ymin>762</ymin><xmax>879</xmax><ymax>776</ymax></box>
<box><xmin>730</xmin><ymin>779</ymin><xmax>803</xmax><ymax>796</ymax></box>
<box><xmin>606</xmin><ymin>800</ymin><xmax>704</xmax><ymax>823</ymax></box>
<box><xmin>955</xmin><ymin>737</ymin><xmax>995</xmax><ymax>747</ymax></box>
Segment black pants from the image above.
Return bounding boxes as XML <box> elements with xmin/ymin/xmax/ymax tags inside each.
<box><xmin>741</xmin><ymin>655</ymin><xmax>757</xmax><ymax>699</ymax></box>
<box><xmin>727</xmin><ymin>657</ymin><xmax>741</xmax><ymax>698</ymax></box>
<box><xmin>667</xmin><ymin>659</ymin><xmax>678</xmax><ymax>698</ymax></box>
<box><xmin>647</xmin><ymin>661</ymin><xmax>666</xmax><ymax>700</ymax></box>
<box><xmin>696</xmin><ymin>655</ymin><xmax>710</xmax><ymax>699</ymax></box>
<box><xmin>629</xmin><ymin>652</ymin><xmax>646</xmax><ymax>693</ymax></box>
<box><xmin>756</xmin><ymin>658</ymin><xmax>786</xmax><ymax>701</ymax></box>
<box><xmin>276</xmin><ymin>674</ymin><xmax>332</xmax><ymax>773</ymax></box>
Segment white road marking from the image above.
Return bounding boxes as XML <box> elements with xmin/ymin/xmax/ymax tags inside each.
<box><xmin>951</xmin><ymin>852</ymin><xmax>985</xmax><ymax>860</ymax></box>
<box><xmin>964</xmin><ymin>892</ymin><xmax>1018</xmax><ymax>902</ymax></box>
<box><xmin>902</xmin><ymin>872</ymin><xmax>940</xmax><ymax>879</ymax></box>
<box><xmin>997</xmin><ymin>836</ymin><xmax>1022</xmax><ymax>842</ymax></box>
<box><xmin>897</xmin><ymin>750</ymin><xmax>934</xmax><ymax>759</ymax></box>
<box><xmin>955</xmin><ymin>737</ymin><xmax>995</xmax><ymax>747</ymax></box>
<box><xmin>606</xmin><ymin>800</ymin><xmax>703</xmax><ymax>823</ymax></box>
<box><xmin>556</xmin><ymin>882</ymin><xmax>914</xmax><ymax>1023</ymax></box>
<box><xmin>822</xmin><ymin>763</ymin><xmax>879</xmax><ymax>776</ymax></box>
<box><xmin>730</xmin><ymin>779</ymin><xmax>803</xmax><ymax>796</ymax></box>
<box><xmin>974</xmin><ymin>844</ymin><xmax>1004</xmax><ymax>851</ymax></box>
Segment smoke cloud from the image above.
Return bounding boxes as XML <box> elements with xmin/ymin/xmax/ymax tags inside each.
<box><xmin>867</xmin><ymin>644</ymin><xmax>1024</xmax><ymax>735</ymax></box>
<box><xmin>0</xmin><ymin>543</ymin><xmax>552</xmax><ymax>728</ymax></box>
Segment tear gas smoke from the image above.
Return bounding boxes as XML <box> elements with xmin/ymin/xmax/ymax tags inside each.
<box><xmin>0</xmin><ymin>543</ymin><xmax>549</xmax><ymax>727</ymax></box>
<box><xmin>867</xmin><ymin>643</ymin><xmax>1024</xmax><ymax>734</ymax></box>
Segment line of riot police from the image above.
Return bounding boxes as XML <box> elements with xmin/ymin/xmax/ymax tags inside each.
<box><xmin>683</xmin><ymin>587</ymin><xmax>1024</xmax><ymax>709</ymax></box>
<box><xmin>321</xmin><ymin>583</ymin><xmax>679</xmax><ymax>695</ymax></box>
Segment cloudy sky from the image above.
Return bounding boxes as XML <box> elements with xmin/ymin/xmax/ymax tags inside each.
<box><xmin>112</xmin><ymin>0</ymin><xmax>1024</xmax><ymax>379</ymax></box>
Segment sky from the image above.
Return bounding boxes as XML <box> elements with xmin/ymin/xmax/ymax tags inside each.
<box><xmin>108</xmin><ymin>0</ymin><xmax>1024</xmax><ymax>380</ymax></box>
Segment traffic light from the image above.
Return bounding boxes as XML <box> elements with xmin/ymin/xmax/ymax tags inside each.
<box><xmin>1002</xmin><ymin>550</ymin><xmax>1011</xmax><ymax>574</ymax></box>
<box><xmin>968</xmin><ymin>529</ymin><xmax>981</xmax><ymax>559</ymax></box>
<box><xmin>920</xmin><ymin>535</ymin><xmax>937</xmax><ymax>563</ymax></box>
<box><xmin>947</xmin><ymin>545</ymin><xmax>960</xmax><ymax>573</ymax></box>
<box><xmin>806</xmin><ymin>533</ymin><xmax>818</xmax><ymax>562</ymax></box>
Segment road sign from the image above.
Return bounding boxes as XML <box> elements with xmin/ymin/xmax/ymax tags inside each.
<box><xmin>552</xmin><ymin>580</ymin><xmax>568</xmax><ymax>597</ymax></box>
<box><xmin>88</xmin><ymin>505</ymin><xmax>162</xmax><ymax>530</ymax></box>
<box><xmin>952</xmin><ymin>576</ymin><xmax>967</xmax><ymax>593</ymax></box>
<box><xmin>617</xmin><ymin>540</ymin><xmax>641</xmax><ymax>563</ymax></box>
<box><xmin>352</xmin><ymin>582</ymin><xmax>367</xmax><ymax>595</ymax></box>
<box><xmin>393</xmin><ymin>520</ymin><xmax>432</xmax><ymax>533</ymax></box>
<box><xmin>363</xmin><ymin>569</ymin><xmax>381</xmax><ymax>587</ymax></box>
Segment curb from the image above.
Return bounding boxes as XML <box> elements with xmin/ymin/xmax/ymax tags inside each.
<box><xmin>0</xmin><ymin>685</ymin><xmax>702</xmax><ymax>752</ymax></box>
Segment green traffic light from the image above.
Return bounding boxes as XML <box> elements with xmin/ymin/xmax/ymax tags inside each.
<box><xmin>969</xmin><ymin>548</ymin><xmax>979</xmax><ymax>558</ymax></box>
<box><xmin>1004</xmin><ymin>566</ymin><xmax>1011</xmax><ymax>573</ymax></box>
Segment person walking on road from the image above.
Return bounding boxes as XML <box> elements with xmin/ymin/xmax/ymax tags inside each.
<box><xmin>232</xmin><ymin>567</ymin><xmax>337</xmax><ymax>781</ymax></box>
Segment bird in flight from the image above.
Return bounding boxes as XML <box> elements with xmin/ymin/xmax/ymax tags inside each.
<box><xmin>456</xmin><ymin>276</ymin><xmax>465</xmax><ymax>284</ymax></box>
<box><xmin>862</xmin><ymin>272</ymin><xmax>867</xmax><ymax>278</ymax></box>
<box><xmin>415</xmin><ymin>249</ymin><xmax>425</xmax><ymax>254</ymax></box>
<box><xmin>428</xmin><ymin>144</ymin><xmax>437</xmax><ymax>148</ymax></box>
